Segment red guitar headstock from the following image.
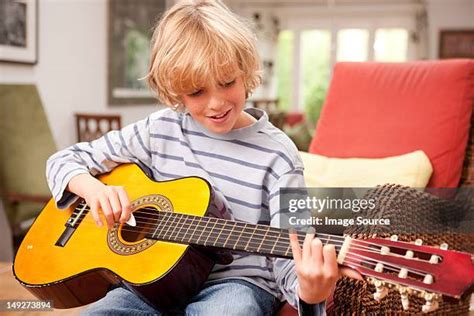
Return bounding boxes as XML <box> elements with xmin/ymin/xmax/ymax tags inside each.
<box><xmin>340</xmin><ymin>235</ymin><xmax>474</xmax><ymax>313</ymax></box>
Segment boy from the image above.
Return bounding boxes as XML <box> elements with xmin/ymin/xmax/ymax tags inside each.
<box><xmin>47</xmin><ymin>0</ymin><xmax>354</xmax><ymax>314</ymax></box>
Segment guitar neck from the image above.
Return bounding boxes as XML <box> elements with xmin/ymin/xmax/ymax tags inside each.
<box><xmin>144</xmin><ymin>211</ymin><xmax>339</xmax><ymax>259</ymax></box>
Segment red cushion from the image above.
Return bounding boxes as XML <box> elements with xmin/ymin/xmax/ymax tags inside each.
<box><xmin>309</xmin><ymin>60</ymin><xmax>474</xmax><ymax>188</ymax></box>
<box><xmin>285</xmin><ymin>112</ymin><xmax>305</xmax><ymax>127</ymax></box>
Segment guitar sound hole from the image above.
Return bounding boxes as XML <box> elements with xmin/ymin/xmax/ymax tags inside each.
<box><xmin>121</xmin><ymin>207</ymin><xmax>158</xmax><ymax>243</ymax></box>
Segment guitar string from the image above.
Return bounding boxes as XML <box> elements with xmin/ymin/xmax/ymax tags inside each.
<box><xmin>342</xmin><ymin>250</ymin><xmax>429</xmax><ymax>278</ymax></box>
<box><xmin>127</xmin><ymin>207</ymin><xmax>418</xmax><ymax>251</ymax></box>
<box><xmin>341</xmin><ymin>256</ymin><xmax>431</xmax><ymax>286</ymax></box>
<box><xmin>72</xmin><ymin>208</ymin><xmax>431</xmax><ymax>259</ymax></box>
<box><xmin>72</xmin><ymin>203</ymin><xmax>445</xmax><ymax>273</ymax></box>
<box><xmin>132</xmin><ymin>214</ymin><xmax>434</xmax><ymax>279</ymax></box>
<box><xmin>74</xmin><ymin>214</ymin><xmax>392</xmax><ymax>259</ymax></box>
<box><xmin>72</xmin><ymin>204</ymin><xmax>393</xmax><ymax>251</ymax></box>
<box><xmin>72</xmin><ymin>201</ymin><xmax>446</xmax><ymax>265</ymax></box>
<box><xmin>70</xmin><ymin>213</ymin><xmax>435</xmax><ymax>279</ymax></box>
<box><xmin>64</xmin><ymin>219</ymin><xmax>434</xmax><ymax>283</ymax></box>
<box><xmin>343</xmin><ymin>256</ymin><xmax>439</xmax><ymax>294</ymax></box>
<box><xmin>51</xmin><ymin>198</ymin><xmax>440</xmax><ymax>294</ymax></box>
<box><xmin>73</xmin><ymin>212</ymin><xmax>383</xmax><ymax>255</ymax></box>
<box><xmin>64</xmin><ymin>204</ymin><xmax>438</xmax><ymax>283</ymax></box>
<box><xmin>73</xmin><ymin>202</ymin><xmax>403</xmax><ymax>253</ymax></box>
<box><xmin>69</xmin><ymin>215</ymin><xmax>344</xmax><ymax>252</ymax></box>
<box><xmin>342</xmin><ymin>256</ymin><xmax>412</xmax><ymax>279</ymax></box>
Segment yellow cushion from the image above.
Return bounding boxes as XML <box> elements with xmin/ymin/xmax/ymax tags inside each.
<box><xmin>300</xmin><ymin>150</ymin><xmax>433</xmax><ymax>188</ymax></box>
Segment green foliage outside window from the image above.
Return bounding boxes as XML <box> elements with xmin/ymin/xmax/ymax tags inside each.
<box><xmin>301</xmin><ymin>30</ymin><xmax>330</xmax><ymax>129</ymax></box>
<box><xmin>304</xmin><ymin>82</ymin><xmax>327</xmax><ymax>130</ymax></box>
<box><xmin>125</xmin><ymin>29</ymin><xmax>150</xmax><ymax>89</ymax></box>
<box><xmin>276</xmin><ymin>30</ymin><xmax>293</xmax><ymax>111</ymax></box>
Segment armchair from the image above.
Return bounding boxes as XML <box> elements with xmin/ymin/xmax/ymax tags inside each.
<box><xmin>309</xmin><ymin>59</ymin><xmax>474</xmax><ymax>188</ymax></box>
<box><xmin>0</xmin><ymin>85</ymin><xmax>56</xmax><ymax>249</ymax></box>
<box><xmin>300</xmin><ymin>59</ymin><xmax>474</xmax><ymax>314</ymax></box>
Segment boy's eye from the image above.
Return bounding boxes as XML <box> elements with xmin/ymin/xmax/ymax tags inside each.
<box><xmin>188</xmin><ymin>89</ymin><xmax>203</xmax><ymax>97</ymax></box>
<box><xmin>222</xmin><ymin>79</ymin><xmax>236</xmax><ymax>87</ymax></box>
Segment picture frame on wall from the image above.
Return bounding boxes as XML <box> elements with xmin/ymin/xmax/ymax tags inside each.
<box><xmin>0</xmin><ymin>0</ymin><xmax>38</xmax><ymax>64</ymax></box>
<box><xmin>439</xmin><ymin>29</ymin><xmax>474</xmax><ymax>59</ymax></box>
<box><xmin>108</xmin><ymin>0</ymin><xmax>169</xmax><ymax>105</ymax></box>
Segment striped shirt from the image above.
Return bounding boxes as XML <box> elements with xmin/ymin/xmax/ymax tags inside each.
<box><xmin>46</xmin><ymin>107</ymin><xmax>324</xmax><ymax>315</ymax></box>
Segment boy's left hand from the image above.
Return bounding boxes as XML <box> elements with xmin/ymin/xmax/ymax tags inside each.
<box><xmin>289</xmin><ymin>229</ymin><xmax>362</xmax><ymax>304</ymax></box>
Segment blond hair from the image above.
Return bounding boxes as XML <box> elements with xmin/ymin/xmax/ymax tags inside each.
<box><xmin>146</xmin><ymin>0</ymin><xmax>262</xmax><ymax>106</ymax></box>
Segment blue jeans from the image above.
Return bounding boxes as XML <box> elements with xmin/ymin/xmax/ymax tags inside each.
<box><xmin>81</xmin><ymin>279</ymin><xmax>281</xmax><ymax>315</ymax></box>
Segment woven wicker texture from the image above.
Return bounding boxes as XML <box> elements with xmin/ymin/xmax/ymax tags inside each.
<box><xmin>329</xmin><ymin>184</ymin><xmax>473</xmax><ymax>315</ymax></box>
<box><xmin>461</xmin><ymin>114</ymin><xmax>474</xmax><ymax>187</ymax></box>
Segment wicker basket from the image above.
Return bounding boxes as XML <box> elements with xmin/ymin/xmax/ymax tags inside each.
<box><xmin>329</xmin><ymin>184</ymin><xmax>473</xmax><ymax>315</ymax></box>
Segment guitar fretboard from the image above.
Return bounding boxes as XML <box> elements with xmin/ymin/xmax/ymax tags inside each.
<box><xmin>146</xmin><ymin>211</ymin><xmax>330</xmax><ymax>259</ymax></box>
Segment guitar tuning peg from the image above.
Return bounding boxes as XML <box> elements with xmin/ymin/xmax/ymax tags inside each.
<box><xmin>398</xmin><ymin>268</ymin><xmax>408</xmax><ymax>279</ymax></box>
<box><xmin>429</xmin><ymin>254</ymin><xmax>439</xmax><ymax>264</ymax></box>
<box><xmin>380</xmin><ymin>246</ymin><xmax>390</xmax><ymax>255</ymax></box>
<box><xmin>375</xmin><ymin>263</ymin><xmax>384</xmax><ymax>273</ymax></box>
<box><xmin>373</xmin><ymin>279</ymin><xmax>388</xmax><ymax>301</ymax></box>
<box><xmin>422</xmin><ymin>292</ymin><xmax>440</xmax><ymax>313</ymax></box>
<box><xmin>423</xmin><ymin>274</ymin><xmax>434</xmax><ymax>285</ymax></box>
<box><xmin>440</xmin><ymin>243</ymin><xmax>448</xmax><ymax>250</ymax></box>
<box><xmin>414</xmin><ymin>238</ymin><xmax>423</xmax><ymax>245</ymax></box>
<box><xmin>390</xmin><ymin>235</ymin><xmax>398</xmax><ymax>241</ymax></box>
<box><xmin>399</xmin><ymin>286</ymin><xmax>410</xmax><ymax>310</ymax></box>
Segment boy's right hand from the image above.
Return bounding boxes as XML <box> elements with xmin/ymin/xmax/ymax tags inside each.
<box><xmin>68</xmin><ymin>173</ymin><xmax>132</xmax><ymax>229</ymax></box>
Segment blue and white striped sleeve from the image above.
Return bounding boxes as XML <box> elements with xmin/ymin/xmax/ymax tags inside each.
<box><xmin>269</xmin><ymin>169</ymin><xmax>326</xmax><ymax>316</ymax></box>
<box><xmin>46</xmin><ymin>116</ymin><xmax>153</xmax><ymax>209</ymax></box>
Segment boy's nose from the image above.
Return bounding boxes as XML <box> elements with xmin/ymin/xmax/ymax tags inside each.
<box><xmin>208</xmin><ymin>95</ymin><xmax>226</xmax><ymax>111</ymax></box>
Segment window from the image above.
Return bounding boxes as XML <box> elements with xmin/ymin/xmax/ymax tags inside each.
<box><xmin>275</xmin><ymin>25</ymin><xmax>410</xmax><ymax>128</ymax></box>
<box><xmin>374</xmin><ymin>28</ymin><xmax>409</xmax><ymax>62</ymax></box>
<box><xmin>337</xmin><ymin>29</ymin><xmax>369</xmax><ymax>62</ymax></box>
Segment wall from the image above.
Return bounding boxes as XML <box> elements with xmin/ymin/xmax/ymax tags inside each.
<box><xmin>0</xmin><ymin>0</ymin><xmax>160</xmax><ymax>150</ymax></box>
<box><xmin>426</xmin><ymin>0</ymin><xmax>474</xmax><ymax>59</ymax></box>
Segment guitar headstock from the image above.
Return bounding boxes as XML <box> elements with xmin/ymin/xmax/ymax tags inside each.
<box><xmin>342</xmin><ymin>235</ymin><xmax>474</xmax><ymax>313</ymax></box>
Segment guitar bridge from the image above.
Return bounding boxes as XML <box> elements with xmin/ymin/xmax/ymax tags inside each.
<box><xmin>55</xmin><ymin>226</ymin><xmax>76</xmax><ymax>247</ymax></box>
<box><xmin>55</xmin><ymin>200</ymin><xmax>88</xmax><ymax>247</ymax></box>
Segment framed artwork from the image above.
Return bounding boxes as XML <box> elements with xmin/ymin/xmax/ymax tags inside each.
<box><xmin>439</xmin><ymin>30</ymin><xmax>474</xmax><ymax>59</ymax></box>
<box><xmin>108</xmin><ymin>0</ymin><xmax>168</xmax><ymax>105</ymax></box>
<box><xmin>0</xmin><ymin>0</ymin><xmax>38</xmax><ymax>64</ymax></box>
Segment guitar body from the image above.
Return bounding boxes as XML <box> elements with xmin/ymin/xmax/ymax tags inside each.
<box><xmin>13</xmin><ymin>164</ymin><xmax>230</xmax><ymax>310</ymax></box>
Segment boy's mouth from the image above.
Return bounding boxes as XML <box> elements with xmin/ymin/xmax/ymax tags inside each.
<box><xmin>208</xmin><ymin>109</ymin><xmax>231</xmax><ymax>121</ymax></box>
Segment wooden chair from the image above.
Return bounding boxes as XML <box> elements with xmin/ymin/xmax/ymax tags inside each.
<box><xmin>251</xmin><ymin>98</ymin><xmax>279</xmax><ymax>112</ymax></box>
<box><xmin>251</xmin><ymin>99</ymin><xmax>286</xmax><ymax>129</ymax></box>
<box><xmin>75</xmin><ymin>113</ymin><xmax>122</xmax><ymax>142</ymax></box>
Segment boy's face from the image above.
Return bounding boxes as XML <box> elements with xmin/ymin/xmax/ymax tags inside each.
<box><xmin>181</xmin><ymin>75</ymin><xmax>249</xmax><ymax>134</ymax></box>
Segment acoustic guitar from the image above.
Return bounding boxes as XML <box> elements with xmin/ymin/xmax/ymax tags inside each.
<box><xmin>13</xmin><ymin>164</ymin><xmax>474</xmax><ymax>313</ymax></box>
